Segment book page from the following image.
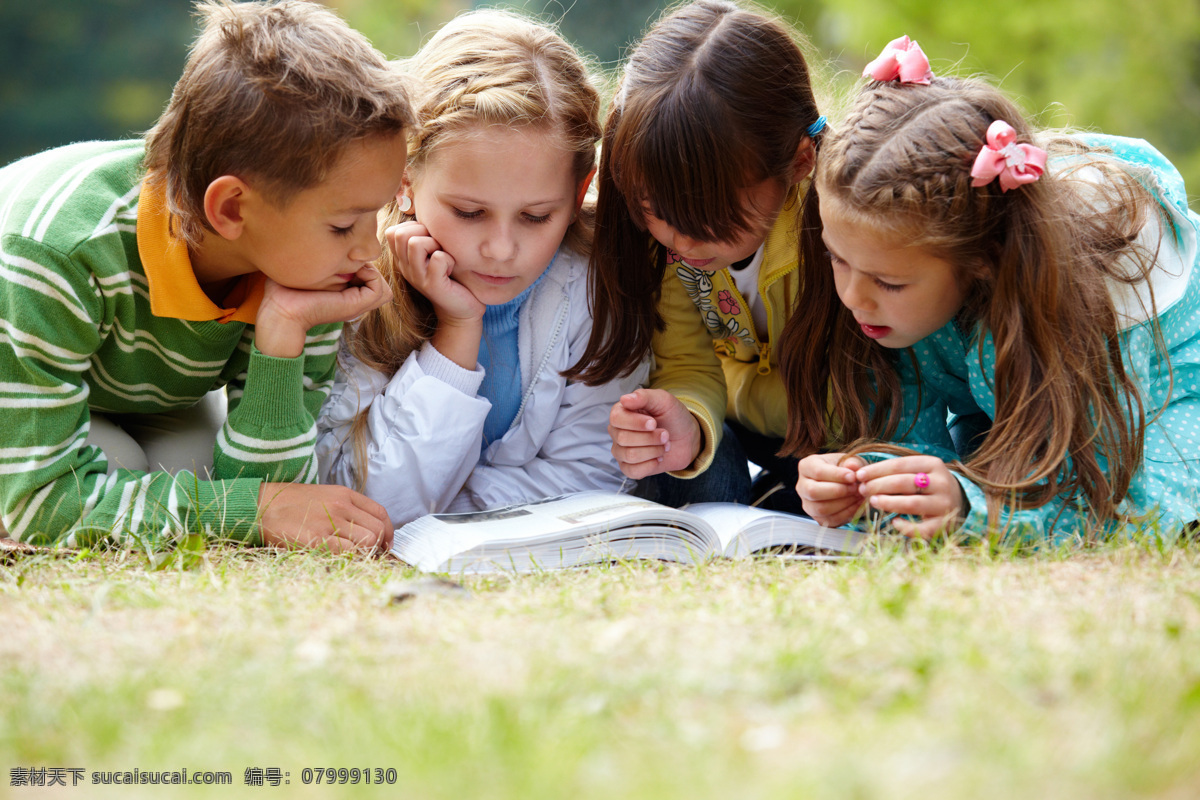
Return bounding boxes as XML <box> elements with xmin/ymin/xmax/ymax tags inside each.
<box><xmin>683</xmin><ymin>503</ymin><xmax>865</xmax><ymax>558</ymax></box>
<box><xmin>392</xmin><ymin>491</ymin><xmax>718</xmax><ymax>572</ymax></box>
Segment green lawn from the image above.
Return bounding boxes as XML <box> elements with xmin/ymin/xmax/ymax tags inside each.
<box><xmin>2</xmin><ymin>537</ymin><xmax>1198</xmax><ymax>799</ymax></box>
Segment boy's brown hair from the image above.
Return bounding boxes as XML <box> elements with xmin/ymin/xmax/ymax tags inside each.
<box><xmin>144</xmin><ymin>0</ymin><xmax>415</xmax><ymax>247</ymax></box>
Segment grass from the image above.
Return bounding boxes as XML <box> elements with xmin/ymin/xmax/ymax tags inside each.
<box><xmin>2</xmin><ymin>537</ymin><xmax>1199</xmax><ymax>799</ymax></box>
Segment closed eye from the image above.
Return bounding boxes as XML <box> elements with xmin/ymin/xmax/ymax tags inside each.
<box><xmin>453</xmin><ymin>208</ymin><xmax>484</xmax><ymax>220</ymax></box>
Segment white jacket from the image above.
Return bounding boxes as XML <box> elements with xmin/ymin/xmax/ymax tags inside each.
<box><xmin>316</xmin><ymin>248</ymin><xmax>649</xmax><ymax>526</ymax></box>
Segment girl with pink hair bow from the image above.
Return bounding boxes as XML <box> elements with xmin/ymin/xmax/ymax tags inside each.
<box><xmin>778</xmin><ymin>37</ymin><xmax>1200</xmax><ymax>543</ymax></box>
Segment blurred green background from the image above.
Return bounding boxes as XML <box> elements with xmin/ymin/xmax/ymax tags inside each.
<box><xmin>3</xmin><ymin>0</ymin><xmax>1198</xmax><ymax>199</ymax></box>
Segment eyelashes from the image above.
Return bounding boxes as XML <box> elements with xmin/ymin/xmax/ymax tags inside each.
<box><xmin>826</xmin><ymin>250</ymin><xmax>904</xmax><ymax>292</ymax></box>
<box><xmin>452</xmin><ymin>208</ymin><xmax>553</xmax><ymax>224</ymax></box>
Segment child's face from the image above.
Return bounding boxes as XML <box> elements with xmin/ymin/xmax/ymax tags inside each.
<box><xmin>408</xmin><ymin>125</ymin><xmax>580</xmax><ymax>306</ymax></box>
<box><xmin>241</xmin><ymin>133</ymin><xmax>408</xmax><ymax>290</ymax></box>
<box><xmin>821</xmin><ymin>202</ymin><xmax>966</xmax><ymax>349</ymax></box>
<box><xmin>640</xmin><ymin>175</ymin><xmax>788</xmax><ymax>273</ymax></box>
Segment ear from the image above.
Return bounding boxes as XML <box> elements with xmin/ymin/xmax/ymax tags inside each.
<box><xmin>203</xmin><ymin>175</ymin><xmax>251</xmax><ymax>241</ymax></box>
<box><xmin>790</xmin><ymin>138</ymin><xmax>816</xmax><ymax>184</ymax></box>
<box><xmin>397</xmin><ymin>172</ymin><xmax>415</xmax><ymax>215</ymax></box>
<box><xmin>575</xmin><ymin>167</ymin><xmax>597</xmax><ymax>211</ymax></box>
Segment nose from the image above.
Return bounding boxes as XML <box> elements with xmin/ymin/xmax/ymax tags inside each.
<box><xmin>671</xmin><ymin>231</ymin><xmax>701</xmax><ymax>254</ymax></box>
<box><xmin>840</xmin><ymin>271</ymin><xmax>876</xmax><ymax>313</ymax></box>
<box><xmin>481</xmin><ymin>221</ymin><xmax>516</xmax><ymax>262</ymax></box>
<box><xmin>350</xmin><ymin>228</ymin><xmax>382</xmax><ymax>264</ymax></box>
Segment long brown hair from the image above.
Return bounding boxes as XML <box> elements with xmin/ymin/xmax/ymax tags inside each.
<box><xmin>564</xmin><ymin>0</ymin><xmax>826</xmax><ymax>384</ymax></box>
<box><xmin>779</xmin><ymin>75</ymin><xmax>1158</xmax><ymax>530</ymax></box>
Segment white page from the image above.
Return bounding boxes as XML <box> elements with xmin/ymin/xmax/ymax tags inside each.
<box><xmin>683</xmin><ymin>503</ymin><xmax>865</xmax><ymax>557</ymax></box>
<box><xmin>393</xmin><ymin>492</ymin><xmax>716</xmax><ymax>571</ymax></box>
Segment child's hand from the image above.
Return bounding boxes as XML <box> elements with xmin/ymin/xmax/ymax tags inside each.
<box><xmin>255</xmin><ymin>265</ymin><xmax>393</xmax><ymax>358</ymax></box>
<box><xmin>853</xmin><ymin>455</ymin><xmax>965</xmax><ymax>539</ymax></box>
<box><xmin>257</xmin><ymin>483</ymin><xmax>393</xmax><ymax>555</ymax></box>
<box><xmin>385</xmin><ymin>222</ymin><xmax>484</xmax><ymax>326</ymax></box>
<box><xmin>607</xmin><ymin>389</ymin><xmax>703</xmax><ymax>478</ymax></box>
<box><xmin>796</xmin><ymin>453</ymin><xmax>868</xmax><ymax>527</ymax></box>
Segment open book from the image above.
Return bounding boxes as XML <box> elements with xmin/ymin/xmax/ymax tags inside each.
<box><xmin>391</xmin><ymin>491</ymin><xmax>867</xmax><ymax>574</ymax></box>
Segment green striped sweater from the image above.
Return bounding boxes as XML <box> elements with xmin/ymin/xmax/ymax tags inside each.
<box><xmin>0</xmin><ymin>140</ymin><xmax>341</xmax><ymax>547</ymax></box>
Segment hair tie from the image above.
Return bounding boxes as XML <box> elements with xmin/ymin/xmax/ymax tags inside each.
<box><xmin>806</xmin><ymin>115</ymin><xmax>827</xmax><ymax>137</ymax></box>
<box><xmin>863</xmin><ymin>35</ymin><xmax>932</xmax><ymax>85</ymax></box>
<box><xmin>969</xmin><ymin>120</ymin><xmax>1047</xmax><ymax>192</ymax></box>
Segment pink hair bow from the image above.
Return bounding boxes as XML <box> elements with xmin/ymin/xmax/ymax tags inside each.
<box><xmin>863</xmin><ymin>35</ymin><xmax>932</xmax><ymax>85</ymax></box>
<box><xmin>970</xmin><ymin>120</ymin><xmax>1047</xmax><ymax>192</ymax></box>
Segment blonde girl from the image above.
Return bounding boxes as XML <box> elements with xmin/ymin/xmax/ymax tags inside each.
<box><xmin>564</xmin><ymin>0</ymin><xmax>826</xmax><ymax>510</ymax></box>
<box><xmin>316</xmin><ymin>10</ymin><xmax>647</xmax><ymax>525</ymax></box>
<box><xmin>783</xmin><ymin>36</ymin><xmax>1200</xmax><ymax>540</ymax></box>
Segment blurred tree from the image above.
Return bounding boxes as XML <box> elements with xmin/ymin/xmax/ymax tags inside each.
<box><xmin>0</xmin><ymin>0</ymin><xmax>194</xmax><ymax>165</ymax></box>
<box><xmin>781</xmin><ymin>0</ymin><xmax>1200</xmax><ymax>198</ymax></box>
<box><xmin>486</xmin><ymin>0</ymin><xmax>669</xmax><ymax>68</ymax></box>
<box><xmin>0</xmin><ymin>0</ymin><xmax>459</xmax><ymax>166</ymax></box>
<box><xmin>330</xmin><ymin>0</ymin><xmax>468</xmax><ymax>58</ymax></box>
<box><xmin>4</xmin><ymin>0</ymin><xmax>1199</xmax><ymax>199</ymax></box>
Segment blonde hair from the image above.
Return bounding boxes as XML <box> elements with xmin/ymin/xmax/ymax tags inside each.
<box><xmin>779</xmin><ymin>75</ymin><xmax>1159</xmax><ymax>534</ymax></box>
<box><xmin>144</xmin><ymin>0</ymin><xmax>415</xmax><ymax>247</ymax></box>
<box><xmin>343</xmin><ymin>9</ymin><xmax>602</xmax><ymax>487</ymax></box>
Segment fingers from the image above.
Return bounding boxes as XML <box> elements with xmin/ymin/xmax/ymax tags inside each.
<box><xmin>338</xmin><ymin>266</ymin><xmax>394</xmax><ymax>320</ymax></box>
<box><xmin>385</xmin><ymin>221</ymin><xmax>433</xmax><ymax>263</ymax></box>
<box><xmin>388</xmin><ymin>221</ymin><xmax>441</xmax><ymax>278</ymax></box>
<box><xmin>798</xmin><ymin>453</ymin><xmax>857</xmax><ymax>488</ymax></box>
<box><xmin>802</xmin><ymin>496</ymin><xmax>868</xmax><ymax>529</ymax></box>
<box><xmin>357</xmin><ymin>264</ymin><xmax>393</xmax><ymax>304</ymax></box>
<box><xmin>853</xmin><ymin>455</ymin><xmax>943</xmax><ymax>483</ymax></box>
<box><xmin>618</xmin><ymin>388</ymin><xmax>679</xmax><ymax>420</ymax></box>
<box><xmin>386</xmin><ymin>221</ymin><xmax>447</xmax><ymax>285</ymax></box>
<box><xmin>617</xmin><ymin>390</ymin><xmax>650</xmax><ymax>413</ymax></box>
<box><xmin>608</xmin><ymin>400</ymin><xmax>671</xmax><ymax>463</ymax></box>
<box><xmin>609</xmin><ymin>419</ymin><xmax>669</xmax><ymax>449</ymax></box>
<box><xmin>616</xmin><ymin>455</ymin><xmax>669</xmax><ymax>480</ymax></box>
<box><xmin>347</xmin><ymin>490</ymin><xmax>394</xmax><ymax>553</ymax></box>
<box><xmin>851</xmin><ymin>455</ymin><xmax>965</xmax><ymax>538</ymax></box>
<box><xmin>610</xmin><ymin>400</ymin><xmax>658</xmax><ymax>432</ymax></box>
<box><xmin>836</xmin><ymin>455</ymin><xmax>867</xmax><ymax>472</ymax></box>
<box><xmin>608</xmin><ymin>432</ymin><xmax>665</xmax><ymax>478</ymax></box>
<box><xmin>258</xmin><ymin>483</ymin><xmax>392</xmax><ymax>556</ymax></box>
<box><xmin>427</xmin><ymin>249</ymin><xmax>455</xmax><ymax>278</ymax></box>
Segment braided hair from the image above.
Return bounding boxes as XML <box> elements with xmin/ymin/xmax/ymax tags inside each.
<box><xmin>778</xmin><ymin>75</ymin><xmax>1157</xmax><ymax>529</ymax></box>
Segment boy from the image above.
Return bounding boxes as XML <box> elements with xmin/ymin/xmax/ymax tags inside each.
<box><xmin>0</xmin><ymin>1</ymin><xmax>414</xmax><ymax>552</ymax></box>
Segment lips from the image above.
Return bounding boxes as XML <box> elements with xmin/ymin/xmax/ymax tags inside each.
<box><xmin>859</xmin><ymin>322</ymin><xmax>892</xmax><ymax>339</ymax></box>
<box><xmin>475</xmin><ymin>273</ymin><xmax>514</xmax><ymax>285</ymax></box>
<box><xmin>681</xmin><ymin>256</ymin><xmax>716</xmax><ymax>269</ymax></box>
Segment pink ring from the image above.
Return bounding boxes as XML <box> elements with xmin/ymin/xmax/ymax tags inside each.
<box><xmin>913</xmin><ymin>472</ymin><xmax>931</xmax><ymax>492</ymax></box>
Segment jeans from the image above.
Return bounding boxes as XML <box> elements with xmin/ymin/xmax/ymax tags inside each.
<box><xmin>727</xmin><ymin>419</ymin><xmax>807</xmax><ymax>514</ymax></box>
<box><xmin>632</xmin><ymin>422</ymin><xmax>752</xmax><ymax>507</ymax></box>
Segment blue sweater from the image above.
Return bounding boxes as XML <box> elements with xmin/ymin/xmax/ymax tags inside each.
<box><xmin>478</xmin><ymin>279</ymin><xmax>540</xmax><ymax>446</ymax></box>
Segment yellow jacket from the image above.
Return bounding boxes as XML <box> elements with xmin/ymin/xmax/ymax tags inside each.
<box><xmin>649</xmin><ymin>199</ymin><xmax>802</xmax><ymax>476</ymax></box>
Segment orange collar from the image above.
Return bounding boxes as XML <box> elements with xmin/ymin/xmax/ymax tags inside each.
<box><xmin>136</xmin><ymin>177</ymin><xmax>263</xmax><ymax>324</ymax></box>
